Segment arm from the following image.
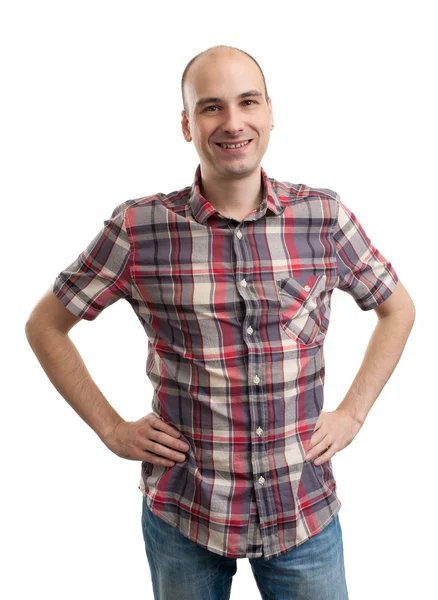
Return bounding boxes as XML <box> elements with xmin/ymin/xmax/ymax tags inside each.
<box><xmin>306</xmin><ymin>191</ymin><xmax>415</xmax><ymax>465</ymax></box>
<box><xmin>305</xmin><ymin>279</ymin><xmax>415</xmax><ymax>465</ymax></box>
<box><xmin>336</xmin><ymin>279</ymin><xmax>416</xmax><ymax>425</ymax></box>
<box><xmin>25</xmin><ymin>288</ymin><xmax>190</xmax><ymax>464</ymax></box>
<box><xmin>25</xmin><ymin>289</ymin><xmax>125</xmax><ymax>443</ymax></box>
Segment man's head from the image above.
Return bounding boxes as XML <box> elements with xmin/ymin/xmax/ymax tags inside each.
<box><xmin>181</xmin><ymin>45</ymin><xmax>274</xmax><ymax>181</ymax></box>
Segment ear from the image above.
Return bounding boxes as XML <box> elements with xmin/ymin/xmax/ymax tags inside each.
<box><xmin>181</xmin><ymin>110</ymin><xmax>192</xmax><ymax>142</ymax></box>
<box><xmin>267</xmin><ymin>97</ymin><xmax>274</xmax><ymax>130</ymax></box>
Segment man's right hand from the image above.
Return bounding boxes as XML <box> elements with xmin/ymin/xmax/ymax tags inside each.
<box><xmin>103</xmin><ymin>413</ymin><xmax>190</xmax><ymax>466</ymax></box>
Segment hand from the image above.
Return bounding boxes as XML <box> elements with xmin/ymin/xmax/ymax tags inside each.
<box><xmin>304</xmin><ymin>408</ymin><xmax>363</xmax><ymax>466</ymax></box>
<box><xmin>103</xmin><ymin>412</ymin><xmax>190</xmax><ymax>466</ymax></box>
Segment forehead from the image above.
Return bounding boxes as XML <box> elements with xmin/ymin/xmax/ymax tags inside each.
<box><xmin>185</xmin><ymin>51</ymin><xmax>264</xmax><ymax>103</ymax></box>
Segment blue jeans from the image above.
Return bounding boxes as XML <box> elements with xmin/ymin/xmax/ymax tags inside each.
<box><xmin>141</xmin><ymin>496</ymin><xmax>349</xmax><ymax>599</ymax></box>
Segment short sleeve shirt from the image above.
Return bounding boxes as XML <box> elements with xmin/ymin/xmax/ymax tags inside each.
<box><xmin>53</xmin><ymin>164</ymin><xmax>398</xmax><ymax>559</ymax></box>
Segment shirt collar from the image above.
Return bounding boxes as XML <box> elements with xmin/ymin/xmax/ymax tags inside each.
<box><xmin>187</xmin><ymin>164</ymin><xmax>285</xmax><ymax>225</ymax></box>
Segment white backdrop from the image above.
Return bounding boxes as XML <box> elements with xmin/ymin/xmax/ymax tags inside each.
<box><xmin>2</xmin><ymin>1</ymin><xmax>436</xmax><ymax>598</ymax></box>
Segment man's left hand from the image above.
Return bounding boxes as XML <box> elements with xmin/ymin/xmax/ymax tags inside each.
<box><xmin>304</xmin><ymin>408</ymin><xmax>363</xmax><ymax>466</ymax></box>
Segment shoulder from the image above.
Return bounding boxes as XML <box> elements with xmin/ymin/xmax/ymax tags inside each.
<box><xmin>269</xmin><ymin>176</ymin><xmax>340</xmax><ymax>220</ymax></box>
<box><xmin>109</xmin><ymin>183</ymin><xmax>192</xmax><ymax>222</ymax></box>
<box><xmin>270</xmin><ymin>176</ymin><xmax>338</xmax><ymax>201</ymax></box>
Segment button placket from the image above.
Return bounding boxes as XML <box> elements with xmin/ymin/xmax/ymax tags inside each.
<box><xmin>232</xmin><ymin>223</ymin><xmax>272</xmax><ymax>518</ymax></box>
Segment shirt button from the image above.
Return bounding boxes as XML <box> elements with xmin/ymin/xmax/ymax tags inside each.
<box><xmin>304</xmin><ymin>285</ymin><xmax>311</xmax><ymax>292</ymax></box>
<box><xmin>241</xmin><ymin>279</ymin><xmax>247</xmax><ymax>287</ymax></box>
<box><xmin>256</xmin><ymin>427</ymin><xmax>263</xmax><ymax>436</ymax></box>
<box><xmin>253</xmin><ymin>375</ymin><xmax>260</xmax><ymax>384</ymax></box>
<box><xmin>247</xmin><ymin>326</ymin><xmax>253</xmax><ymax>335</ymax></box>
<box><xmin>258</xmin><ymin>476</ymin><xmax>265</xmax><ymax>486</ymax></box>
<box><xmin>236</xmin><ymin>230</ymin><xmax>243</xmax><ymax>239</ymax></box>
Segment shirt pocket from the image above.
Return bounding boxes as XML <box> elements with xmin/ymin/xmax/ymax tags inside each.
<box><xmin>275</xmin><ymin>273</ymin><xmax>328</xmax><ymax>345</ymax></box>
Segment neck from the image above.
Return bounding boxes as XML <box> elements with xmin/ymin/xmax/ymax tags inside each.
<box><xmin>199</xmin><ymin>166</ymin><xmax>263</xmax><ymax>220</ymax></box>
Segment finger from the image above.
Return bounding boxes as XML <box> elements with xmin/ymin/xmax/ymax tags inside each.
<box><xmin>150</xmin><ymin>427</ymin><xmax>190</xmax><ymax>453</ymax></box>
<box><xmin>314</xmin><ymin>447</ymin><xmax>333</xmax><ymax>466</ymax></box>
<box><xmin>307</xmin><ymin>432</ymin><xmax>328</xmax><ymax>456</ymax></box>
<box><xmin>145</xmin><ymin>438</ymin><xmax>188</xmax><ymax>462</ymax></box>
<box><xmin>305</xmin><ymin>438</ymin><xmax>330</xmax><ymax>462</ymax></box>
<box><xmin>152</xmin><ymin>416</ymin><xmax>183</xmax><ymax>438</ymax></box>
<box><xmin>143</xmin><ymin>450</ymin><xmax>176</xmax><ymax>467</ymax></box>
<box><xmin>312</xmin><ymin>412</ymin><xmax>325</xmax><ymax>431</ymax></box>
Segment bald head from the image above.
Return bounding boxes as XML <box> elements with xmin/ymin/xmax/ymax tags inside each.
<box><xmin>181</xmin><ymin>45</ymin><xmax>269</xmax><ymax>116</ymax></box>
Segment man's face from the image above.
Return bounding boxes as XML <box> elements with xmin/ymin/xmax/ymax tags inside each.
<box><xmin>181</xmin><ymin>51</ymin><xmax>274</xmax><ymax>180</ymax></box>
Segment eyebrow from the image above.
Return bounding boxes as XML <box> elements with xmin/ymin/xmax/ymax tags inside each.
<box><xmin>194</xmin><ymin>89</ymin><xmax>264</xmax><ymax>110</ymax></box>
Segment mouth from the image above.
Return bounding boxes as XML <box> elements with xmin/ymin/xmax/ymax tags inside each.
<box><xmin>214</xmin><ymin>139</ymin><xmax>253</xmax><ymax>153</ymax></box>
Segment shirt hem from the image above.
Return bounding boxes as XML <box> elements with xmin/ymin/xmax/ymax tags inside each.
<box><xmin>141</xmin><ymin>488</ymin><xmax>342</xmax><ymax>560</ymax></box>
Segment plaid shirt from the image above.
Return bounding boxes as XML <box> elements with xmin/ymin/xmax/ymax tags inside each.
<box><xmin>53</xmin><ymin>164</ymin><xmax>398</xmax><ymax>560</ymax></box>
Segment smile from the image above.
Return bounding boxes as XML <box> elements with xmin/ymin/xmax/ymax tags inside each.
<box><xmin>215</xmin><ymin>139</ymin><xmax>253</xmax><ymax>152</ymax></box>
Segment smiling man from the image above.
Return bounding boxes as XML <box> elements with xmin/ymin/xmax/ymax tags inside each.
<box><xmin>26</xmin><ymin>45</ymin><xmax>415</xmax><ymax>600</ymax></box>
<box><xmin>180</xmin><ymin>48</ymin><xmax>274</xmax><ymax>223</ymax></box>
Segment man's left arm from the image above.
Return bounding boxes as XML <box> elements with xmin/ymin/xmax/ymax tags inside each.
<box><xmin>305</xmin><ymin>192</ymin><xmax>416</xmax><ymax>465</ymax></box>
<box><xmin>305</xmin><ymin>280</ymin><xmax>415</xmax><ymax>465</ymax></box>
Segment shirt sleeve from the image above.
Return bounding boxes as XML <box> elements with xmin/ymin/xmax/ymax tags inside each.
<box><xmin>332</xmin><ymin>195</ymin><xmax>399</xmax><ymax>311</ymax></box>
<box><xmin>52</xmin><ymin>202</ymin><xmax>132</xmax><ymax>321</ymax></box>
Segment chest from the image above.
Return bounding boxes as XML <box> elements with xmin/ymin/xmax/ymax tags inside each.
<box><xmin>129</xmin><ymin>204</ymin><xmax>338</xmax><ymax>355</ymax></box>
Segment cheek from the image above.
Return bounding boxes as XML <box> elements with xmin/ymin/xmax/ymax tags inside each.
<box><xmin>192</xmin><ymin>131</ymin><xmax>207</xmax><ymax>150</ymax></box>
<box><xmin>260</xmin><ymin>127</ymin><xmax>272</xmax><ymax>144</ymax></box>
<box><xmin>252</xmin><ymin>122</ymin><xmax>270</xmax><ymax>139</ymax></box>
<box><xmin>195</xmin><ymin>128</ymin><xmax>211</xmax><ymax>146</ymax></box>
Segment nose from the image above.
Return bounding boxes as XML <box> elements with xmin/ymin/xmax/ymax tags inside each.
<box><xmin>220</xmin><ymin>106</ymin><xmax>245</xmax><ymax>136</ymax></box>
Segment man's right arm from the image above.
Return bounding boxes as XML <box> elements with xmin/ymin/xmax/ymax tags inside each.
<box><xmin>24</xmin><ymin>290</ymin><xmax>190</xmax><ymax>464</ymax></box>
<box><xmin>24</xmin><ymin>289</ymin><xmax>125</xmax><ymax>444</ymax></box>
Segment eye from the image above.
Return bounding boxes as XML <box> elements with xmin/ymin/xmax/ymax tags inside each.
<box><xmin>203</xmin><ymin>100</ymin><xmax>258</xmax><ymax>113</ymax></box>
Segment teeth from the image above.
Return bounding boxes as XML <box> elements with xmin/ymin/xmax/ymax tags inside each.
<box><xmin>219</xmin><ymin>140</ymin><xmax>250</xmax><ymax>149</ymax></box>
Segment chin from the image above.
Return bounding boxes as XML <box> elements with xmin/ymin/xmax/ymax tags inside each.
<box><xmin>224</xmin><ymin>160</ymin><xmax>259</xmax><ymax>174</ymax></box>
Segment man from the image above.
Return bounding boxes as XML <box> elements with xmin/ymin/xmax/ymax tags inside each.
<box><xmin>25</xmin><ymin>45</ymin><xmax>415</xmax><ymax>600</ymax></box>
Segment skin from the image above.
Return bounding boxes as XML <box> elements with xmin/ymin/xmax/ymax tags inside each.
<box><xmin>306</xmin><ymin>290</ymin><xmax>415</xmax><ymax>467</ymax></box>
<box><xmin>181</xmin><ymin>48</ymin><xmax>274</xmax><ymax>221</ymax></box>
